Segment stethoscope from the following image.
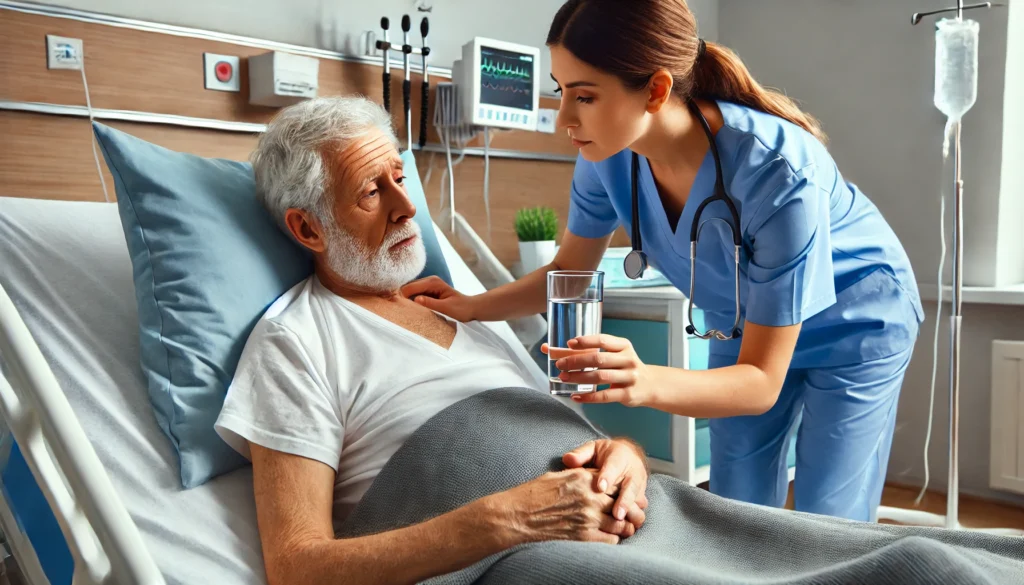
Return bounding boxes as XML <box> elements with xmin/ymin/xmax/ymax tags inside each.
<box><xmin>623</xmin><ymin>100</ymin><xmax>743</xmax><ymax>341</ymax></box>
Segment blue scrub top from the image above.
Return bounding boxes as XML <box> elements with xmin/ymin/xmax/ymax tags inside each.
<box><xmin>567</xmin><ymin>101</ymin><xmax>925</xmax><ymax>369</ymax></box>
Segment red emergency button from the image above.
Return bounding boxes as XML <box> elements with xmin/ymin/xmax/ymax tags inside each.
<box><xmin>215</xmin><ymin>61</ymin><xmax>233</xmax><ymax>82</ymax></box>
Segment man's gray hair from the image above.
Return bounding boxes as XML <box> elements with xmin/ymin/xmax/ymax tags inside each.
<box><xmin>251</xmin><ymin>96</ymin><xmax>398</xmax><ymax>228</ymax></box>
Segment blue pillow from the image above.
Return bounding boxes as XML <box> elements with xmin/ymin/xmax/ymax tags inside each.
<box><xmin>401</xmin><ymin>151</ymin><xmax>453</xmax><ymax>283</ymax></box>
<box><xmin>93</xmin><ymin>122</ymin><xmax>451</xmax><ymax>488</ymax></box>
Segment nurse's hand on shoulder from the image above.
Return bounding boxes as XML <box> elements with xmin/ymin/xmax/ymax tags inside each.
<box><xmin>401</xmin><ymin>276</ymin><xmax>477</xmax><ymax>322</ymax></box>
<box><xmin>542</xmin><ymin>335</ymin><xmax>654</xmax><ymax>407</ymax></box>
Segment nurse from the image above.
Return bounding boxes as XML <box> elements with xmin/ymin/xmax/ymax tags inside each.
<box><xmin>403</xmin><ymin>0</ymin><xmax>924</xmax><ymax>522</ymax></box>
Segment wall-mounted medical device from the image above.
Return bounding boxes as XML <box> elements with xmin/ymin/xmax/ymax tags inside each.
<box><xmin>452</xmin><ymin>37</ymin><xmax>540</xmax><ymax>132</ymax></box>
<box><xmin>431</xmin><ymin>38</ymin><xmax>542</xmax><ymax>262</ymax></box>
<box><xmin>248</xmin><ymin>51</ymin><xmax>319</xmax><ymax>107</ymax></box>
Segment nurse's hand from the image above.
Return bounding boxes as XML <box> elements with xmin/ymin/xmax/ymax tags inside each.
<box><xmin>401</xmin><ymin>276</ymin><xmax>478</xmax><ymax>322</ymax></box>
<box><xmin>549</xmin><ymin>335</ymin><xmax>654</xmax><ymax>407</ymax></box>
<box><xmin>562</xmin><ymin>439</ymin><xmax>649</xmax><ymax>529</ymax></box>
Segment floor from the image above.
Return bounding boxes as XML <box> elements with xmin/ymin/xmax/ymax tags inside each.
<box><xmin>874</xmin><ymin>484</ymin><xmax>1024</xmax><ymax>530</ymax></box>
<box><xmin>784</xmin><ymin>484</ymin><xmax>1024</xmax><ymax>530</ymax></box>
<box><xmin>697</xmin><ymin>480</ymin><xmax>1024</xmax><ymax>529</ymax></box>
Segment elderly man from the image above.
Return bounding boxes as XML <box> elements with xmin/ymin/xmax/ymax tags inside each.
<box><xmin>214</xmin><ymin>96</ymin><xmax>648</xmax><ymax>585</ymax></box>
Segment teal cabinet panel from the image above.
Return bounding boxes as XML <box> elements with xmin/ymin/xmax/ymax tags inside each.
<box><xmin>696</xmin><ymin>426</ymin><xmax>711</xmax><ymax>469</ymax></box>
<box><xmin>583</xmin><ymin>404</ymin><xmax>674</xmax><ymax>462</ymax></box>
<box><xmin>601</xmin><ymin>318</ymin><xmax>670</xmax><ymax>367</ymax></box>
<box><xmin>583</xmin><ymin>318</ymin><xmax>673</xmax><ymax>462</ymax></box>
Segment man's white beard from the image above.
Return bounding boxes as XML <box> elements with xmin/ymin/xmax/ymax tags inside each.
<box><xmin>322</xmin><ymin>219</ymin><xmax>427</xmax><ymax>292</ymax></box>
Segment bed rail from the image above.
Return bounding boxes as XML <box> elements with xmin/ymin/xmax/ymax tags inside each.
<box><xmin>0</xmin><ymin>281</ymin><xmax>165</xmax><ymax>585</ymax></box>
<box><xmin>438</xmin><ymin>208</ymin><xmax>547</xmax><ymax>349</ymax></box>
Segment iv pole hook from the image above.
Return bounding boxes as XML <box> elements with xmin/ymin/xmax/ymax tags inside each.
<box><xmin>911</xmin><ymin>1</ymin><xmax>1000</xmax><ymax>25</ymax></box>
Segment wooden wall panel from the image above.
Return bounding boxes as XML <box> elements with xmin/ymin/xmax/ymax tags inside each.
<box><xmin>0</xmin><ymin>112</ymin><xmax>111</xmax><ymax>202</ymax></box>
<box><xmin>0</xmin><ymin>111</ymin><xmax>258</xmax><ymax>201</ymax></box>
<box><xmin>0</xmin><ymin>9</ymin><xmax>416</xmax><ymax>126</ymax></box>
<box><xmin>0</xmin><ymin>111</ymin><xmax>623</xmax><ymax>268</ymax></box>
<box><xmin>0</xmin><ymin>9</ymin><xmax>571</xmax><ymax>157</ymax></box>
<box><xmin>414</xmin><ymin>151</ymin><xmax>629</xmax><ymax>268</ymax></box>
<box><xmin>0</xmin><ymin>7</ymin><xmax>590</xmax><ymax>269</ymax></box>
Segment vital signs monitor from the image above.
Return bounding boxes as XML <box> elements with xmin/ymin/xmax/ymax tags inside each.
<box><xmin>453</xmin><ymin>37</ymin><xmax>541</xmax><ymax>132</ymax></box>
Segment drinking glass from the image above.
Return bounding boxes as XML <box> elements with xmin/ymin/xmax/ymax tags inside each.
<box><xmin>547</xmin><ymin>271</ymin><xmax>604</xmax><ymax>396</ymax></box>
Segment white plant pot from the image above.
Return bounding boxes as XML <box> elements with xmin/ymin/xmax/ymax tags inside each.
<box><xmin>518</xmin><ymin>240</ymin><xmax>557</xmax><ymax>275</ymax></box>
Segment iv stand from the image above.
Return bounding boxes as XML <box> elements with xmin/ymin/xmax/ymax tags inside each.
<box><xmin>949</xmin><ymin>114</ymin><xmax>963</xmax><ymax>531</ymax></box>
<box><xmin>879</xmin><ymin>0</ymin><xmax>1021</xmax><ymax>535</ymax></box>
<box><xmin>922</xmin><ymin>0</ymin><xmax>972</xmax><ymax>532</ymax></box>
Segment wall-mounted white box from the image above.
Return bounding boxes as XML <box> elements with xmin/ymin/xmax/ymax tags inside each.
<box><xmin>248</xmin><ymin>51</ymin><xmax>319</xmax><ymax>107</ymax></box>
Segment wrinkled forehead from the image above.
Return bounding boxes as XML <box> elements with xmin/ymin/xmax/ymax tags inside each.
<box><xmin>330</xmin><ymin>129</ymin><xmax>402</xmax><ymax>195</ymax></box>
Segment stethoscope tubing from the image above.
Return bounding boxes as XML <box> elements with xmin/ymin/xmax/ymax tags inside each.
<box><xmin>626</xmin><ymin>100</ymin><xmax>743</xmax><ymax>341</ymax></box>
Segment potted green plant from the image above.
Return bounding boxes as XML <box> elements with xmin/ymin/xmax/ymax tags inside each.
<box><xmin>514</xmin><ymin>207</ymin><xmax>558</xmax><ymax>274</ymax></box>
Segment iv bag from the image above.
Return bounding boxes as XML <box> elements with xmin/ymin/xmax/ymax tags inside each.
<box><xmin>934</xmin><ymin>18</ymin><xmax>979</xmax><ymax>121</ymax></box>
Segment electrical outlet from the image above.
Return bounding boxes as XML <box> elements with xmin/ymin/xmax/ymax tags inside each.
<box><xmin>536</xmin><ymin>108</ymin><xmax>557</xmax><ymax>134</ymax></box>
<box><xmin>46</xmin><ymin>35</ymin><xmax>83</xmax><ymax>70</ymax></box>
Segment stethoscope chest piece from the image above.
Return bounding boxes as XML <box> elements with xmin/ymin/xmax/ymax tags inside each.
<box><xmin>623</xmin><ymin>249</ymin><xmax>648</xmax><ymax>281</ymax></box>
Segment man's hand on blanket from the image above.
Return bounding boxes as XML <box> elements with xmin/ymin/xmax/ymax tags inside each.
<box><xmin>488</xmin><ymin>468</ymin><xmax>636</xmax><ymax>546</ymax></box>
<box><xmin>563</xmin><ymin>439</ymin><xmax>649</xmax><ymax>530</ymax></box>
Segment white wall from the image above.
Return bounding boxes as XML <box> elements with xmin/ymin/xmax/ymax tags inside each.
<box><xmin>691</xmin><ymin>0</ymin><xmax>718</xmax><ymax>43</ymax></box>
<box><xmin>28</xmin><ymin>0</ymin><xmax>719</xmax><ymax>95</ymax></box>
<box><xmin>995</xmin><ymin>0</ymin><xmax>1024</xmax><ymax>286</ymax></box>
<box><xmin>720</xmin><ymin>0</ymin><xmax>1007</xmax><ymax>288</ymax></box>
<box><xmin>719</xmin><ymin>0</ymin><xmax>1024</xmax><ymax>505</ymax></box>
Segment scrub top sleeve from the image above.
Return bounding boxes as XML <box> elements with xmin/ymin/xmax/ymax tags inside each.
<box><xmin>567</xmin><ymin>157</ymin><xmax>620</xmax><ymax>238</ymax></box>
<box><xmin>744</xmin><ymin>166</ymin><xmax>837</xmax><ymax>327</ymax></box>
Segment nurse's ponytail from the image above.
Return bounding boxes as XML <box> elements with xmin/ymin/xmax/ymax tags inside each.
<box><xmin>547</xmin><ymin>0</ymin><xmax>828</xmax><ymax>144</ymax></box>
<box><xmin>692</xmin><ymin>41</ymin><xmax>827</xmax><ymax>144</ymax></box>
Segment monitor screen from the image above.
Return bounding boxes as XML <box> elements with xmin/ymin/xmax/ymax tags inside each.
<box><xmin>479</xmin><ymin>46</ymin><xmax>534</xmax><ymax>111</ymax></box>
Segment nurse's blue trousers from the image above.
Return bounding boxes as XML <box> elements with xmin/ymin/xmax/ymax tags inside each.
<box><xmin>708</xmin><ymin>346</ymin><xmax>913</xmax><ymax>522</ymax></box>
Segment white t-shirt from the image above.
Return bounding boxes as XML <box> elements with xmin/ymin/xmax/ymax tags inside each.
<box><xmin>215</xmin><ymin>275</ymin><xmax>539</xmax><ymax>528</ymax></box>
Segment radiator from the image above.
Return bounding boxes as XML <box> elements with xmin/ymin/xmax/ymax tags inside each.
<box><xmin>990</xmin><ymin>340</ymin><xmax>1024</xmax><ymax>495</ymax></box>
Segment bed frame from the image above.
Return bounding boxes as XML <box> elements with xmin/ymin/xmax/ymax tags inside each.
<box><xmin>0</xmin><ymin>281</ymin><xmax>164</xmax><ymax>585</ymax></box>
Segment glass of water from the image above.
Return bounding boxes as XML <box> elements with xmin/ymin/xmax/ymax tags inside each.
<box><xmin>547</xmin><ymin>270</ymin><xmax>604</xmax><ymax>396</ymax></box>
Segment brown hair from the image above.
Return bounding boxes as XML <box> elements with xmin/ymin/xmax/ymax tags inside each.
<box><xmin>546</xmin><ymin>0</ymin><xmax>827</xmax><ymax>144</ymax></box>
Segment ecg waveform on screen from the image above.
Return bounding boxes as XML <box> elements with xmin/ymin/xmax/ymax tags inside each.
<box><xmin>480</xmin><ymin>58</ymin><xmax>532</xmax><ymax>94</ymax></box>
<box><xmin>482</xmin><ymin>82</ymin><xmax>529</xmax><ymax>94</ymax></box>
<box><xmin>479</xmin><ymin>52</ymin><xmax>533</xmax><ymax>111</ymax></box>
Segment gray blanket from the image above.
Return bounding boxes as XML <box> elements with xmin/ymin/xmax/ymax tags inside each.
<box><xmin>338</xmin><ymin>387</ymin><xmax>1024</xmax><ymax>584</ymax></box>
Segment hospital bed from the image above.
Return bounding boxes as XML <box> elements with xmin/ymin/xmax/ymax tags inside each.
<box><xmin>0</xmin><ymin>195</ymin><xmax>552</xmax><ymax>585</ymax></box>
<box><xmin>0</xmin><ymin>184</ymin><xmax>804</xmax><ymax>584</ymax></box>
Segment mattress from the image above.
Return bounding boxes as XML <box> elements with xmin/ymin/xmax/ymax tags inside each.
<box><xmin>0</xmin><ymin>197</ymin><xmax>265</xmax><ymax>584</ymax></box>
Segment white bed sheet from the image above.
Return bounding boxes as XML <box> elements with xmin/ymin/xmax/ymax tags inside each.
<box><xmin>0</xmin><ymin>196</ymin><xmax>545</xmax><ymax>584</ymax></box>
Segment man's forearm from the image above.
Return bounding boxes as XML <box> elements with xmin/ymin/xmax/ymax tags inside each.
<box><xmin>278</xmin><ymin>499</ymin><xmax>509</xmax><ymax>585</ymax></box>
